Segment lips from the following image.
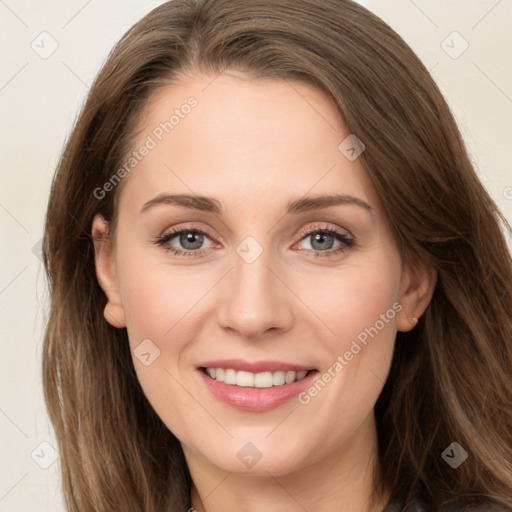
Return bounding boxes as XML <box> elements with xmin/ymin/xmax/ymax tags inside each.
<box><xmin>196</xmin><ymin>359</ymin><xmax>318</xmax><ymax>412</ymax></box>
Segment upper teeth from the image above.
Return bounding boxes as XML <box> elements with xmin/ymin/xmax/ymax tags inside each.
<box><xmin>205</xmin><ymin>368</ymin><xmax>309</xmax><ymax>388</ymax></box>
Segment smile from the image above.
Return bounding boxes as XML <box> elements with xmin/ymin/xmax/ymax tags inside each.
<box><xmin>197</xmin><ymin>360</ymin><xmax>319</xmax><ymax>412</ymax></box>
<box><xmin>203</xmin><ymin>367</ymin><xmax>311</xmax><ymax>388</ymax></box>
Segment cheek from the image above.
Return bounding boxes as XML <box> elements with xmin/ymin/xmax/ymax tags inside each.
<box><xmin>114</xmin><ymin>249</ymin><xmax>217</xmax><ymax>411</ymax></box>
<box><xmin>289</xmin><ymin>262</ymin><xmax>401</xmax><ymax>454</ymax></box>
<box><xmin>115</xmin><ymin>255</ymin><xmax>206</xmax><ymax>429</ymax></box>
<box><xmin>299</xmin><ymin>251</ymin><xmax>402</xmax><ymax>419</ymax></box>
<box><xmin>306</xmin><ymin>257</ymin><xmax>402</xmax><ymax>356</ymax></box>
<box><xmin>117</xmin><ymin>253</ymin><xmax>206</xmax><ymax>349</ymax></box>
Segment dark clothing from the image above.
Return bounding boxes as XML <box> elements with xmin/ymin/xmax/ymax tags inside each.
<box><xmin>383</xmin><ymin>499</ymin><xmax>512</xmax><ymax>511</ymax></box>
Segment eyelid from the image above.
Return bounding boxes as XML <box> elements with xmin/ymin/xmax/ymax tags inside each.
<box><xmin>156</xmin><ymin>223</ymin><xmax>218</xmax><ymax>244</ymax></box>
<box><xmin>293</xmin><ymin>222</ymin><xmax>354</xmax><ymax>242</ymax></box>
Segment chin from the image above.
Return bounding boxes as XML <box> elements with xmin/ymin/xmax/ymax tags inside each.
<box><xmin>192</xmin><ymin>436</ymin><xmax>314</xmax><ymax>477</ymax></box>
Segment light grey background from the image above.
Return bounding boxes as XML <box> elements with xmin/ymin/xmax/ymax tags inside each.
<box><xmin>1</xmin><ymin>1</ymin><xmax>511</xmax><ymax>510</ymax></box>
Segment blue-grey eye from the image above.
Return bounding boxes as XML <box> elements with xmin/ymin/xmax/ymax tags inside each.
<box><xmin>177</xmin><ymin>231</ymin><xmax>204</xmax><ymax>250</ymax></box>
<box><xmin>309</xmin><ymin>232</ymin><xmax>336</xmax><ymax>251</ymax></box>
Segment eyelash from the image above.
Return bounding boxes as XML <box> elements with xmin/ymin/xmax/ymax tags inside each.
<box><xmin>153</xmin><ymin>223</ymin><xmax>355</xmax><ymax>259</ymax></box>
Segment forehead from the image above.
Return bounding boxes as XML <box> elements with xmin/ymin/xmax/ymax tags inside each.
<box><xmin>119</xmin><ymin>72</ymin><xmax>378</xmax><ymax>216</ymax></box>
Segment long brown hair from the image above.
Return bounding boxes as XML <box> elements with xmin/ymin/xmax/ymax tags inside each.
<box><xmin>42</xmin><ymin>0</ymin><xmax>512</xmax><ymax>510</ymax></box>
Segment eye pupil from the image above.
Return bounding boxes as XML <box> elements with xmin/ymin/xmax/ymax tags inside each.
<box><xmin>180</xmin><ymin>231</ymin><xmax>203</xmax><ymax>250</ymax></box>
<box><xmin>311</xmin><ymin>232</ymin><xmax>334</xmax><ymax>250</ymax></box>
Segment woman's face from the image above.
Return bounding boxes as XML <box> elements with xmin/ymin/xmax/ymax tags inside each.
<box><xmin>94</xmin><ymin>72</ymin><xmax>424</xmax><ymax>476</ymax></box>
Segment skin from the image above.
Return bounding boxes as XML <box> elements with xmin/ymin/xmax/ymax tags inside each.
<box><xmin>92</xmin><ymin>71</ymin><xmax>436</xmax><ymax>512</ymax></box>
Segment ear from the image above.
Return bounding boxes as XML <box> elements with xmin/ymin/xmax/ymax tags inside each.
<box><xmin>91</xmin><ymin>214</ymin><xmax>126</xmax><ymax>328</ymax></box>
<box><xmin>396</xmin><ymin>262</ymin><xmax>437</xmax><ymax>332</ymax></box>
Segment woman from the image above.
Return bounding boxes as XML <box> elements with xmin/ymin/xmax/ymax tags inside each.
<box><xmin>42</xmin><ymin>0</ymin><xmax>512</xmax><ymax>510</ymax></box>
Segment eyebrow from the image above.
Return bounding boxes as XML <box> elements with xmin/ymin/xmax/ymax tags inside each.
<box><xmin>140</xmin><ymin>193</ymin><xmax>373</xmax><ymax>215</ymax></box>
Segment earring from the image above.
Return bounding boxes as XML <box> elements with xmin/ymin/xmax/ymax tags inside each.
<box><xmin>412</xmin><ymin>316</ymin><xmax>418</xmax><ymax>325</ymax></box>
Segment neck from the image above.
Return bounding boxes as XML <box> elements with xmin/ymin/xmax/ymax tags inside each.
<box><xmin>185</xmin><ymin>413</ymin><xmax>390</xmax><ymax>512</ymax></box>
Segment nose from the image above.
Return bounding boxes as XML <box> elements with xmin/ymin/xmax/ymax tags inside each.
<box><xmin>216</xmin><ymin>247</ymin><xmax>294</xmax><ymax>340</ymax></box>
